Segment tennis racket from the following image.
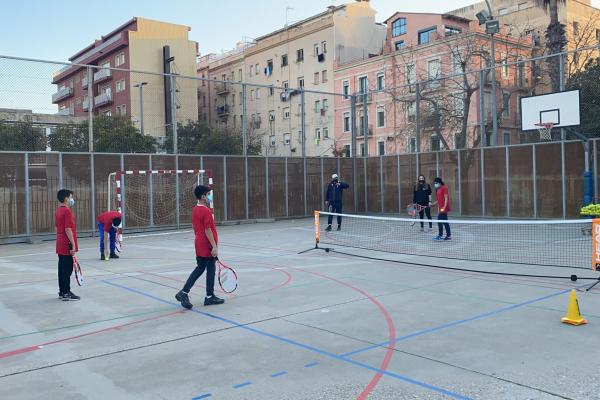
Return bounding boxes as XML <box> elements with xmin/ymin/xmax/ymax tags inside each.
<box><xmin>115</xmin><ymin>228</ymin><xmax>123</xmax><ymax>253</ymax></box>
<box><xmin>73</xmin><ymin>255</ymin><xmax>84</xmax><ymax>286</ymax></box>
<box><xmin>216</xmin><ymin>258</ymin><xmax>238</xmax><ymax>293</ymax></box>
<box><xmin>407</xmin><ymin>204</ymin><xmax>428</xmax><ymax>226</ymax></box>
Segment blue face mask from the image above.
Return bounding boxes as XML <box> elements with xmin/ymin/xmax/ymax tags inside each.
<box><xmin>206</xmin><ymin>192</ymin><xmax>213</xmax><ymax>204</ymax></box>
<box><xmin>69</xmin><ymin>197</ymin><xmax>75</xmax><ymax>207</ymax></box>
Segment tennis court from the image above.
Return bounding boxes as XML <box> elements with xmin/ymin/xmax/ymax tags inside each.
<box><xmin>1</xmin><ymin>217</ymin><xmax>600</xmax><ymax>400</ymax></box>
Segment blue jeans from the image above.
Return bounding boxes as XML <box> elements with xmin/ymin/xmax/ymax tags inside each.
<box><xmin>327</xmin><ymin>203</ymin><xmax>343</xmax><ymax>226</ymax></box>
<box><xmin>98</xmin><ymin>223</ymin><xmax>116</xmax><ymax>254</ymax></box>
<box><xmin>437</xmin><ymin>213</ymin><xmax>451</xmax><ymax>237</ymax></box>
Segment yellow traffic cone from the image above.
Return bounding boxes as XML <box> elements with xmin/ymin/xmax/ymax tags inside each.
<box><xmin>561</xmin><ymin>289</ymin><xmax>588</xmax><ymax>326</ymax></box>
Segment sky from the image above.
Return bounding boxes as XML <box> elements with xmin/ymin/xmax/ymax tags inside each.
<box><xmin>7</xmin><ymin>0</ymin><xmax>600</xmax><ymax>62</ymax></box>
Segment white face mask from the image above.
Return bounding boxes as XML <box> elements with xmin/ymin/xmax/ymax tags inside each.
<box><xmin>434</xmin><ymin>183</ymin><xmax>441</xmax><ymax>189</ymax></box>
<box><xmin>69</xmin><ymin>197</ymin><xmax>75</xmax><ymax>206</ymax></box>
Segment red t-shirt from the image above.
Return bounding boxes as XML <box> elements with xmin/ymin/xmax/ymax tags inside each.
<box><xmin>97</xmin><ymin>211</ymin><xmax>122</xmax><ymax>232</ymax></box>
<box><xmin>192</xmin><ymin>205</ymin><xmax>218</xmax><ymax>257</ymax></box>
<box><xmin>436</xmin><ymin>185</ymin><xmax>451</xmax><ymax>213</ymax></box>
<box><xmin>55</xmin><ymin>206</ymin><xmax>78</xmax><ymax>255</ymax></box>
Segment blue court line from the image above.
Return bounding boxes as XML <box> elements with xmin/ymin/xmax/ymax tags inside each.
<box><xmin>233</xmin><ymin>381</ymin><xmax>252</xmax><ymax>389</ymax></box>
<box><xmin>271</xmin><ymin>371</ymin><xmax>288</xmax><ymax>378</ymax></box>
<box><xmin>340</xmin><ymin>288</ymin><xmax>573</xmax><ymax>358</ymax></box>
<box><xmin>191</xmin><ymin>394</ymin><xmax>211</xmax><ymax>399</ymax></box>
<box><xmin>101</xmin><ymin>280</ymin><xmax>472</xmax><ymax>400</ymax></box>
<box><xmin>304</xmin><ymin>361</ymin><xmax>319</xmax><ymax>368</ymax></box>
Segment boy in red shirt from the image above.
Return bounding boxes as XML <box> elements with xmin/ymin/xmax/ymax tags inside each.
<box><xmin>55</xmin><ymin>189</ymin><xmax>80</xmax><ymax>301</ymax></box>
<box><xmin>96</xmin><ymin>210</ymin><xmax>122</xmax><ymax>261</ymax></box>
<box><xmin>175</xmin><ymin>185</ymin><xmax>225</xmax><ymax>309</ymax></box>
<box><xmin>430</xmin><ymin>177</ymin><xmax>452</xmax><ymax>241</ymax></box>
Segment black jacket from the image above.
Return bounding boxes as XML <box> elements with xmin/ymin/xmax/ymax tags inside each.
<box><xmin>413</xmin><ymin>183</ymin><xmax>431</xmax><ymax>205</ymax></box>
<box><xmin>326</xmin><ymin>181</ymin><xmax>349</xmax><ymax>204</ymax></box>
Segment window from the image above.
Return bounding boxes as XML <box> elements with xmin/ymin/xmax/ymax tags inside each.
<box><xmin>504</xmin><ymin>132</ymin><xmax>511</xmax><ymax>145</ymax></box>
<box><xmin>344</xmin><ymin>145</ymin><xmax>351</xmax><ymax>157</ymax></box>
<box><xmin>284</xmin><ymin>133</ymin><xmax>291</xmax><ymax>145</ymax></box>
<box><xmin>427</xmin><ymin>59</ymin><xmax>441</xmax><ymax>82</ymax></box>
<box><xmin>453</xmin><ymin>54</ymin><xmax>462</xmax><ymax>74</ymax></box>
<box><xmin>573</xmin><ymin>21</ymin><xmax>580</xmax><ymax>37</ymax></box>
<box><xmin>281</xmin><ymin>54</ymin><xmax>288</xmax><ymax>67</ymax></box>
<box><xmin>116</xmin><ymin>80</ymin><xmax>126</xmax><ymax>92</ymax></box>
<box><xmin>454</xmin><ymin>132</ymin><xmax>462</xmax><ymax>149</ymax></box>
<box><xmin>377</xmin><ymin>73</ymin><xmax>385</xmax><ymax>90</ymax></box>
<box><xmin>378</xmin><ymin>141</ymin><xmax>385</xmax><ymax>156</ymax></box>
<box><xmin>115</xmin><ymin>53</ymin><xmax>125</xmax><ymax>67</ymax></box>
<box><xmin>250</xmin><ymin>65</ymin><xmax>254</xmax><ymax>76</ymax></box>
<box><xmin>270</xmin><ymin>135</ymin><xmax>276</xmax><ymax>147</ymax></box>
<box><xmin>501</xmin><ymin>54</ymin><xmax>509</xmax><ymax>78</ymax></box>
<box><xmin>283</xmin><ymin>107</ymin><xmax>290</xmax><ymax>119</ymax></box>
<box><xmin>359</xmin><ymin>112</ymin><xmax>368</xmax><ymax>135</ymax></box>
<box><xmin>297</xmin><ymin>49</ymin><xmax>304</xmax><ymax>62</ymax></box>
<box><xmin>256</xmin><ymin>88</ymin><xmax>261</xmax><ymax>99</ymax></box>
<box><xmin>239</xmin><ymin>92</ymin><xmax>243</xmax><ymax>105</ymax></box>
<box><xmin>315</xmin><ymin>128</ymin><xmax>321</xmax><ymax>140</ymax></box>
<box><xmin>517</xmin><ymin>61</ymin><xmax>525</xmax><ymax>87</ymax></box>
<box><xmin>314</xmin><ymin>43</ymin><xmax>320</xmax><ymax>56</ymax></box>
<box><xmin>392</xmin><ymin>18</ymin><xmax>407</xmax><ymax>37</ymax></box>
<box><xmin>202</xmin><ymin>74</ymin><xmax>206</xmax><ymax>86</ymax></box>
<box><xmin>360</xmin><ymin>143</ymin><xmax>365</xmax><ymax>156</ymax></box>
<box><xmin>315</xmin><ymin>100</ymin><xmax>321</xmax><ymax>113</ymax></box>
<box><xmin>418</xmin><ymin>27</ymin><xmax>437</xmax><ymax>44</ymax></box>
<box><xmin>518</xmin><ymin>2</ymin><xmax>528</xmax><ymax>11</ymax></box>
<box><xmin>298</xmin><ymin>77</ymin><xmax>304</xmax><ymax>89</ymax></box>
<box><xmin>103</xmin><ymin>110</ymin><xmax>112</xmax><ymax>116</ymax></box>
<box><xmin>255</xmin><ymin>63</ymin><xmax>259</xmax><ymax>74</ymax></box>
<box><xmin>343</xmin><ymin>81</ymin><xmax>350</xmax><ymax>99</ymax></box>
<box><xmin>233</xmin><ymin>115</ymin><xmax>237</xmax><ymax>128</ymax></box>
<box><xmin>377</xmin><ymin>106</ymin><xmax>385</xmax><ymax>127</ymax></box>
<box><xmin>407</xmin><ymin>101</ymin><xmax>416</xmax><ymax>122</ymax></box>
<box><xmin>268</xmin><ymin>110</ymin><xmax>275</xmax><ymax>122</ymax></box>
<box><xmin>283</xmin><ymin>81</ymin><xmax>289</xmax><ymax>89</ymax></box>
<box><xmin>358</xmin><ymin>76</ymin><xmax>368</xmax><ymax>94</ymax></box>
<box><xmin>322</xmin><ymin>99</ymin><xmax>328</xmax><ymax>111</ymax></box>
<box><xmin>238</xmin><ymin>69</ymin><xmax>243</xmax><ymax>81</ymax></box>
<box><xmin>322</xmin><ymin>70</ymin><xmax>328</xmax><ymax>83</ymax></box>
<box><xmin>266</xmin><ymin>60</ymin><xmax>274</xmax><ymax>76</ymax></box>
<box><xmin>314</xmin><ymin>72</ymin><xmax>320</xmax><ymax>85</ymax></box>
<box><xmin>431</xmin><ymin>135</ymin><xmax>440</xmax><ymax>151</ymax></box>
<box><xmin>395</xmin><ymin>41</ymin><xmax>404</xmax><ymax>50</ymax></box>
<box><xmin>502</xmin><ymin>93</ymin><xmax>510</xmax><ymax>118</ymax></box>
<box><xmin>232</xmin><ymin>93</ymin><xmax>235</xmax><ymax>105</ymax></box>
<box><xmin>453</xmin><ymin>94</ymin><xmax>464</xmax><ymax>117</ymax></box>
<box><xmin>321</xmin><ymin>41</ymin><xmax>327</xmax><ymax>53</ymax></box>
<box><xmin>408</xmin><ymin>137</ymin><xmax>416</xmax><ymax>153</ymax></box>
<box><xmin>298</xmin><ymin>130</ymin><xmax>304</xmax><ymax>143</ymax></box>
<box><xmin>323</xmin><ymin>127</ymin><xmax>329</xmax><ymax>139</ymax></box>
<box><xmin>596</xmin><ymin>29</ymin><xmax>600</xmax><ymax>42</ymax></box>
<box><xmin>102</xmin><ymin>85</ymin><xmax>111</xmax><ymax>95</ymax></box>
<box><xmin>343</xmin><ymin>112</ymin><xmax>350</xmax><ymax>132</ymax></box>
<box><xmin>268</xmin><ymin>86</ymin><xmax>274</xmax><ymax>96</ymax></box>
<box><xmin>203</xmin><ymin>94</ymin><xmax>206</xmax><ymax>106</ymax></box>
<box><xmin>116</xmin><ymin>105</ymin><xmax>126</xmax><ymax>116</ymax></box>
<box><xmin>445</xmin><ymin>26</ymin><xmax>461</xmax><ymax>36</ymax></box>
<box><xmin>498</xmin><ymin>7</ymin><xmax>508</xmax><ymax>16</ymax></box>
<box><xmin>250</xmin><ymin>89</ymin><xmax>255</xmax><ymax>101</ymax></box>
<box><xmin>406</xmin><ymin>64</ymin><xmax>416</xmax><ymax>85</ymax></box>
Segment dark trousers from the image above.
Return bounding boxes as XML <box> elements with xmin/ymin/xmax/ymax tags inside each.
<box><xmin>419</xmin><ymin>206</ymin><xmax>432</xmax><ymax>228</ymax></box>
<box><xmin>98</xmin><ymin>223</ymin><xmax>116</xmax><ymax>254</ymax></box>
<box><xmin>182</xmin><ymin>257</ymin><xmax>216</xmax><ymax>296</ymax></box>
<box><xmin>58</xmin><ymin>255</ymin><xmax>73</xmax><ymax>295</ymax></box>
<box><xmin>327</xmin><ymin>203</ymin><xmax>343</xmax><ymax>226</ymax></box>
<box><xmin>438</xmin><ymin>213</ymin><xmax>451</xmax><ymax>237</ymax></box>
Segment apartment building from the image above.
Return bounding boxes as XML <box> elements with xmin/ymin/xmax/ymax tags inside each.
<box><xmin>334</xmin><ymin>13</ymin><xmax>533</xmax><ymax>156</ymax></box>
<box><xmin>52</xmin><ymin>17</ymin><xmax>198</xmax><ymax>142</ymax></box>
<box><xmin>198</xmin><ymin>0</ymin><xmax>387</xmax><ymax>156</ymax></box>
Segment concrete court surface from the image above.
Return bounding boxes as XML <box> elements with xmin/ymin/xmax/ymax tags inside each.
<box><xmin>1</xmin><ymin>218</ymin><xmax>600</xmax><ymax>400</ymax></box>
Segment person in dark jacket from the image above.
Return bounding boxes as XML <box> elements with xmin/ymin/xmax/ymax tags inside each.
<box><xmin>325</xmin><ymin>174</ymin><xmax>349</xmax><ymax>231</ymax></box>
<box><xmin>412</xmin><ymin>175</ymin><xmax>433</xmax><ymax>231</ymax></box>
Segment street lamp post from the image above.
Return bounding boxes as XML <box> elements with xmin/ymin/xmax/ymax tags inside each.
<box><xmin>134</xmin><ymin>82</ymin><xmax>148</xmax><ymax>135</ymax></box>
<box><xmin>476</xmin><ymin>2</ymin><xmax>499</xmax><ymax>146</ymax></box>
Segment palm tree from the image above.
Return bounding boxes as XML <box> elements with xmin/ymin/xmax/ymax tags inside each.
<box><xmin>534</xmin><ymin>0</ymin><xmax>567</xmax><ymax>91</ymax></box>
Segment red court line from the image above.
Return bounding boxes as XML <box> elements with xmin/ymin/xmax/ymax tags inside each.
<box><xmin>0</xmin><ymin>310</ymin><xmax>183</xmax><ymax>360</ymax></box>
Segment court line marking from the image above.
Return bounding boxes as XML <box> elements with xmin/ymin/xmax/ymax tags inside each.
<box><xmin>232</xmin><ymin>381</ymin><xmax>252</xmax><ymax>389</ymax></box>
<box><xmin>271</xmin><ymin>371</ymin><xmax>288</xmax><ymax>378</ymax></box>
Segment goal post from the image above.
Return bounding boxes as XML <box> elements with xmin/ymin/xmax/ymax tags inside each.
<box><xmin>107</xmin><ymin>169</ymin><xmax>213</xmax><ymax>233</ymax></box>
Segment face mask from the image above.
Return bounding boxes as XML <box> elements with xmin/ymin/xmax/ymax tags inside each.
<box><xmin>69</xmin><ymin>197</ymin><xmax>75</xmax><ymax>207</ymax></box>
<box><xmin>206</xmin><ymin>192</ymin><xmax>213</xmax><ymax>204</ymax></box>
<box><xmin>434</xmin><ymin>183</ymin><xmax>441</xmax><ymax>189</ymax></box>
<box><xmin>419</xmin><ymin>181</ymin><xmax>425</xmax><ymax>185</ymax></box>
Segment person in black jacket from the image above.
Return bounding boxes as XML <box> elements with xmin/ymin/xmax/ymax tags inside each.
<box><xmin>413</xmin><ymin>175</ymin><xmax>433</xmax><ymax>231</ymax></box>
<box><xmin>325</xmin><ymin>174</ymin><xmax>349</xmax><ymax>231</ymax></box>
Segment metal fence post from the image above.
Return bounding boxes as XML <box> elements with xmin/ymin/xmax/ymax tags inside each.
<box><xmin>87</xmin><ymin>67</ymin><xmax>94</xmax><ymax>153</ymax></box>
<box><xmin>149</xmin><ymin>155</ymin><xmax>154</xmax><ymax>227</ymax></box>
<box><xmin>24</xmin><ymin>153</ymin><xmax>30</xmax><ymax>239</ymax></box>
<box><xmin>90</xmin><ymin>154</ymin><xmax>96</xmax><ymax>235</ymax></box>
<box><xmin>505</xmin><ymin>146</ymin><xmax>510</xmax><ymax>217</ymax></box>
<box><xmin>353</xmin><ymin>157</ymin><xmax>358</xmax><ymax>212</ymax></box>
<box><xmin>363</xmin><ymin>157</ymin><xmax>368</xmax><ymax>212</ymax></box>
<box><xmin>362</xmin><ymin>91</ymin><xmax>369</xmax><ymax>157</ymax></box>
<box><xmin>170</xmin><ymin>75</ymin><xmax>178</xmax><ymax>154</ymax></box>
<box><xmin>457</xmin><ymin>150</ymin><xmax>462</xmax><ymax>216</ymax></box>
<box><xmin>303</xmin><ymin>157</ymin><xmax>307</xmax><ymax>216</ymax></box>
<box><xmin>561</xmin><ymin>141</ymin><xmax>566</xmax><ymax>219</ymax></box>
<box><xmin>58</xmin><ymin>152</ymin><xmax>63</xmax><ymax>188</ymax></box>
<box><xmin>350</xmin><ymin>95</ymin><xmax>357</xmax><ymax>157</ymax></box>
<box><xmin>301</xmin><ymin>90</ymin><xmax>306</xmax><ymax>158</ymax></box>
<box><xmin>380</xmin><ymin>156</ymin><xmax>384</xmax><ymax>213</ymax></box>
<box><xmin>415</xmin><ymin>82</ymin><xmax>421</xmax><ymax>153</ymax></box>
<box><xmin>175</xmin><ymin>156</ymin><xmax>180</xmax><ymax>227</ymax></box>
<box><xmin>223</xmin><ymin>157</ymin><xmax>228</xmax><ymax>221</ymax></box>
<box><xmin>120</xmin><ymin>154</ymin><xmax>125</xmax><ymax>228</ymax></box>
<box><xmin>532</xmin><ymin>144</ymin><xmax>537</xmax><ymax>218</ymax></box>
<box><xmin>265</xmin><ymin>156</ymin><xmax>270</xmax><ymax>218</ymax></box>
<box><xmin>320</xmin><ymin>158</ymin><xmax>324</xmax><ymax>209</ymax></box>
<box><xmin>559</xmin><ymin>53</ymin><xmax>566</xmax><ymax>141</ymax></box>
<box><xmin>479</xmin><ymin>69</ymin><xmax>485</xmax><ymax>145</ymax></box>
<box><xmin>285</xmin><ymin>157</ymin><xmax>289</xmax><ymax>217</ymax></box>
<box><xmin>242</xmin><ymin>84</ymin><xmax>248</xmax><ymax>156</ymax></box>
<box><xmin>481</xmin><ymin>146</ymin><xmax>485</xmax><ymax>216</ymax></box>
<box><xmin>595</xmin><ymin>140</ymin><xmax>598</xmax><ymax>201</ymax></box>
<box><xmin>397</xmin><ymin>154</ymin><xmax>401</xmax><ymax>213</ymax></box>
<box><xmin>244</xmin><ymin>156</ymin><xmax>249</xmax><ymax>220</ymax></box>
<box><xmin>436</xmin><ymin>151</ymin><xmax>439</xmax><ymax>176</ymax></box>
<box><xmin>490</xmin><ymin>34</ymin><xmax>498</xmax><ymax>146</ymax></box>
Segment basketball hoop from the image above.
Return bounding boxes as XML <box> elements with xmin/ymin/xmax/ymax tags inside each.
<box><xmin>534</xmin><ymin>122</ymin><xmax>555</xmax><ymax>141</ymax></box>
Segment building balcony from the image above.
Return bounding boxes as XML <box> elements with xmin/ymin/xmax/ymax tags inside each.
<box><xmin>56</xmin><ymin>107</ymin><xmax>73</xmax><ymax>116</ymax></box>
<box><xmin>83</xmin><ymin>97</ymin><xmax>91</xmax><ymax>111</ymax></box>
<box><xmin>216</xmin><ymin>105</ymin><xmax>230</xmax><ymax>118</ymax></box>
<box><xmin>52</xmin><ymin>86</ymin><xmax>74</xmax><ymax>103</ymax></box>
<box><xmin>355</xmin><ymin>92</ymin><xmax>372</xmax><ymax>104</ymax></box>
<box><xmin>93</xmin><ymin>68</ymin><xmax>112</xmax><ymax>83</ymax></box>
<box><xmin>216</xmin><ymin>83</ymin><xmax>230</xmax><ymax>95</ymax></box>
<box><xmin>95</xmin><ymin>92</ymin><xmax>113</xmax><ymax>107</ymax></box>
<box><xmin>82</xmin><ymin>75</ymin><xmax>89</xmax><ymax>88</ymax></box>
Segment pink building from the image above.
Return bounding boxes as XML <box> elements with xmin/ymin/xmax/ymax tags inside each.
<box><xmin>333</xmin><ymin>12</ymin><xmax>533</xmax><ymax>156</ymax></box>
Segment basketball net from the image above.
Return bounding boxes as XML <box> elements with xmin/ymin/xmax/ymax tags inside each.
<box><xmin>534</xmin><ymin>122</ymin><xmax>554</xmax><ymax>141</ymax></box>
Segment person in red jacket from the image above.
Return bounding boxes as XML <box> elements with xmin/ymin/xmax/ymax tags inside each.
<box><xmin>175</xmin><ymin>185</ymin><xmax>225</xmax><ymax>309</ymax></box>
<box><xmin>430</xmin><ymin>177</ymin><xmax>451</xmax><ymax>241</ymax></box>
<box><xmin>97</xmin><ymin>210</ymin><xmax>122</xmax><ymax>261</ymax></box>
<box><xmin>55</xmin><ymin>189</ymin><xmax>80</xmax><ymax>301</ymax></box>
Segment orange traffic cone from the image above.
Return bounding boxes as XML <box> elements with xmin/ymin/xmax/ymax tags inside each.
<box><xmin>561</xmin><ymin>289</ymin><xmax>588</xmax><ymax>326</ymax></box>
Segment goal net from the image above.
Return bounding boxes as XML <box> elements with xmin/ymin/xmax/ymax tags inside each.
<box><xmin>108</xmin><ymin>169</ymin><xmax>213</xmax><ymax>231</ymax></box>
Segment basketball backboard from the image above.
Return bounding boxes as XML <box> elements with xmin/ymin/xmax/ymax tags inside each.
<box><xmin>520</xmin><ymin>90</ymin><xmax>580</xmax><ymax>131</ymax></box>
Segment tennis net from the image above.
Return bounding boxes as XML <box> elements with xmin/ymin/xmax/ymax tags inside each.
<box><xmin>316</xmin><ymin>212</ymin><xmax>593</xmax><ymax>270</ymax></box>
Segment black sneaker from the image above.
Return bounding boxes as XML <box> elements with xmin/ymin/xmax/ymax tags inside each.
<box><xmin>62</xmin><ymin>291</ymin><xmax>80</xmax><ymax>301</ymax></box>
<box><xmin>325</xmin><ymin>225</ymin><xmax>332</xmax><ymax>231</ymax></box>
<box><xmin>443</xmin><ymin>236</ymin><xmax>452</xmax><ymax>241</ymax></box>
<box><xmin>175</xmin><ymin>291</ymin><xmax>193</xmax><ymax>309</ymax></box>
<box><xmin>100</xmin><ymin>254</ymin><xmax>106</xmax><ymax>261</ymax></box>
<box><xmin>204</xmin><ymin>295</ymin><xmax>225</xmax><ymax>306</ymax></box>
<box><xmin>110</xmin><ymin>252</ymin><xmax>120</xmax><ymax>259</ymax></box>
<box><xmin>337</xmin><ymin>225</ymin><xmax>341</xmax><ymax>231</ymax></box>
